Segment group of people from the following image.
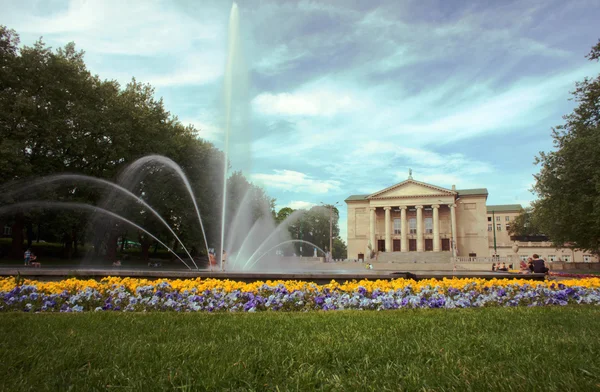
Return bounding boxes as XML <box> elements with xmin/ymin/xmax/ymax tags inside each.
<box><xmin>520</xmin><ymin>254</ymin><xmax>550</xmax><ymax>274</ymax></box>
<box><xmin>492</xmin><ymin>262</ymin><xmax>511</xmax><ymax>272</ymax></box>
<box><xmin>24</xmin><ymin>248</ymin><xmax>39</xmax><ymax>267</ymax></box>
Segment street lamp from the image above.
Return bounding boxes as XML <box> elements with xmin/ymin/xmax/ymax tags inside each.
<box><xmin>320</xmin><ymin>201</ymin><xmax>340</xmax><ymax>261</ymax></box>
<box><xmin>491</xmin><ymin>209</ymin><xmax>497</xmax><ymax>258</ymax></box>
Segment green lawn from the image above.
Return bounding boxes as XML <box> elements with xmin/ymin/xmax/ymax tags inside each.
<box><xmin>1</xmin><ymin>307</ymin><xmax>599</xmax><ymax>391</ymax></box>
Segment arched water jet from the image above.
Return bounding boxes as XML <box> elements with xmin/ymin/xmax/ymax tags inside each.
<box><xmin>0</xmin><ymin>201</ymin><xmax>193</xmax><ymax>269</ymax></box>
<box><xmin>230</xmin><ymin>213</ymin><xmax>273</xmax><ymax>271</ymax></box>
<box><xmin>243</xmin><ymin>209</ymin><xmax>311</xmax><ymax>269</ymax></box>
<box><xmin>1</xmin><ymin>173</ymin><xmax>198</xmax><ymax>269</ymax></box>
<box><xmin>224</xmin><ymin>187</ymin><xmax>255</xmax><ymax>262</ymax></box>
<box><xmin>118</xmin><ymin>155</ymin><xmax>210</xmax><ymax>260</ymax></box>
<box><xmin>246</xmin><ymin>239</ymin><xmax>327</xmax><ymax>271</ymax></box>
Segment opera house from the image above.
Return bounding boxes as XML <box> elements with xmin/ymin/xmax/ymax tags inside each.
<box><xmin>345</xmin><ymin>176</ymin><xmax>598</xmax><ymax>264</ymax></box>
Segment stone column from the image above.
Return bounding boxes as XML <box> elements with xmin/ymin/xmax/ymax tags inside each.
<box><xmin>400</xmin><ymin>206</ymin><xmax>408</xmax><ymax>252</ymax></box>
<box><xmin>432</xmin><ymin>204</ymin><xmax>440</xmax><ymax>252</ymax></box>
<box><xmin>449</xmin><ymin>203</ymin><xmax>457</xmax><ymax>257</ymax></box>
<box><xmin>416</xmin><ymin>205</ymin><xmax>424</xmax><ymax>252</ymax></box>
<box><xmin>369</xmin><ymin>207</ymin><xmax>376</xmax><ymax>256</ymax></box>
<box><xmin>384</xmin><ymin>206</ymin><xmax>391</xmax><ymax>252</ymax></box>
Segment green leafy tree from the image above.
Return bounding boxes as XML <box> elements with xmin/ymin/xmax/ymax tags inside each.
<box><xmin>0</xmin><ymin>26</ymin><xmax>275</xmax><ymax>263</ymax></box>
<box><xmin>275</xmin><ymin>207</ymin><xmax>294</xmax><ymax>224</ymax></box>
<box><xmin>532</xmin><ymin>39</ymin><xmax>600</xmax><ymax>254</ymax></box>
<box><xmin>332</xmin><ymin>236</ymin><xmax>347</xmax><ymax>260</ymax></box>
<box><xmin>508</xmin><ymin>207</ymin><xmax>543</xmax><ymax>237</ymax></box>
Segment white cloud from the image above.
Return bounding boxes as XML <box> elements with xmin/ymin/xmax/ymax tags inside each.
<box><xmin>6</xmin><ymin>0</ymin><xmax>226</xmax><ymax>87</ymax></box>
<box><xmin>252</xmin><ymin>170</ymin><xmax>341</xmax><ymax>194</ymax></box>
<box><xmin>252</xmin><ymin>91</ymin><xmax>354</xmax><ymax>116</ymax></box>
<box><xmin>254</xmin><ymin>44</ymin><xmax>307</xmax><ymax>75</ymax></box>
<box><xmin>285</xmin><ymin>200</ymin><xmax>317</xmax><ymax>210</ymax></box>
<box><xmin>9</xmin><ymin>0</ymin><xmax>222</xmax><ymax>56</ymax></box>
<box><xmin>181</xmin><ymin>119</ymin><xmax>222</xmax><ymax>143</ymax></box>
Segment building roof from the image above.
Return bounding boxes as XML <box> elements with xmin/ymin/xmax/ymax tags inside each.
<box><xmin>368</xmin><ymin>179</ymin><xmax>455</xmax><ymax>198</ymax></box>
<box><xmin>345</xmin><ymin>194</ymin><xmax>369</xmax><ymax>202</ymax></box>
<box><xmin>487</xmin><ymin>204</ymin><xmax>523</xmax><ymax>213</ymax></box>
<box><xmin>457</xmin><ymin>188</ymin><xmax>488</xmax><ymax>196</ymax></box>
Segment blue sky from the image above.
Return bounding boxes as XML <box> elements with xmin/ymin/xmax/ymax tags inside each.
<box><xmin>3</xmin><ymin>0</ymin><xmax>599</xmax><ymax>242</ymax></box>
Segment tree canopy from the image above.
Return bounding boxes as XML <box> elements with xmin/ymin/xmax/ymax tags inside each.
<box><xmin>278</xmin><ymin>205</ymin><xmax>347</xmax><ymax>259</ymax></box>
<box><xmin>532</xmin><ymin>39</ymin><xmax>600</xmax><ymax>254</ymax></box>
<box><xmin>0</xmin><ymin>26</ymin><xmax>272</xmax><ymax>262</ymax></box>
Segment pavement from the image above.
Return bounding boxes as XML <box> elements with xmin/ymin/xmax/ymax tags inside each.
<box><xmin>0</xmin><ymin>263</ymin><xmax>546</xmax><ymax>283</ymax></box>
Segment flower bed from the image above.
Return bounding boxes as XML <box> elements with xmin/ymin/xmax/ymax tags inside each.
<box><xmin>550</xmin><ymin>271</ymin><xmax>600</xmax><ymax>278</ymax></box>
<box><xmin>1</xmin><ymin>276</ymin><xmax>600</xmax><ymax>312</ymax></box>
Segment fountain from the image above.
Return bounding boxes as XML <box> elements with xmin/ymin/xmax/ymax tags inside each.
<box><xmin>0</xmin><ymin>2</ymin><xmax>332</xmax><ymax>274</ymax></box>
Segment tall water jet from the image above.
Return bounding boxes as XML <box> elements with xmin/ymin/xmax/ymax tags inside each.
<box><xmin>220</xmin><ymin>2</ymin><xmax>240</xmax><ymax>270</ymax></box>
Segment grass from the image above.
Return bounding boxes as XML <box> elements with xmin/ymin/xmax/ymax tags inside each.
<box><xmin>1</xmin><ymin>307</ymin><xmax>600</xmax><ymax>391</ymax></box>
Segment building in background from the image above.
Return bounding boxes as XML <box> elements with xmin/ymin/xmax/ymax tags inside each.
<box><xmin>345</xmin><ymin>177</ymin><xmax>598</xmax><ymax>263</ymax></box>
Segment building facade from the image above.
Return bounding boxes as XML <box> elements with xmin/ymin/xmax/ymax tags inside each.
<box><xmin>345</xmin><ymin>178</ymin><xmax>599</xmax><ymax>263</ymax></box>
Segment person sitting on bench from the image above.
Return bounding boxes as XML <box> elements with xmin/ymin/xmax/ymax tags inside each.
<box><xmin>529</xmin><ymin>254</ymin><xmax>549</xmax><ymax>274</ymax></box>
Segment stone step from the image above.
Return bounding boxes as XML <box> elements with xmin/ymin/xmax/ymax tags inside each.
<box><xmin>376</xmin><ymin>251</ymin><xmax>452</xmax><ymax>263</ymax></box>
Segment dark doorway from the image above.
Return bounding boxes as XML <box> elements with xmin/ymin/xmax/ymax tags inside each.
<box><xmin>393</xmin><ymin>239</ymin><xmax>401</xmax><ymax>252</ymax></box>
<box><xmin>409</xmin><ymin>239</ymin><xmax>417</xmax><ymax>251</ymax></box>
<box><xmin>377</xmin><ymin>240</ymin><xmax>385</xmax><ymax>252</ymax></box>
<box><xmin>441</xmin><ymin>239</ymin><xmax>450</xmax><ymax>251</ymax></box>
<box><xmin>358</xmin><ymin>253</ymin><xmax>364</xmax><ymax>261</ymax></box>
<box><xmin>425</xmin><ymin>239</ymin><xmax>433</xmax><ymax>251</ymax></box>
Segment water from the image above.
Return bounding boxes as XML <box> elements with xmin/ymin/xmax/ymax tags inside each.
<box><xmin>219</xmin><ymin>3</ymin><xmax>240</xmax><ymax>271</ymax></box>
<box><xmin>2</xmin><ymin>173</ymin><xmax>198</xmax><ymax>269</ymax></box>
<box><xmin>0</xmin><ymin>3</ymin><xmax>332</xmax><ymax>272</ymax></box>
<box><xmin>0</xmin><ymin>201</ymin><xmax>193</xmax><ymax>269</ymax></box>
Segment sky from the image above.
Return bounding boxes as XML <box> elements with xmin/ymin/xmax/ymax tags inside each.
<box><xmin>2</xmin><ymin>0</ymin><xmax>600</xmax><ymax>243</ymax></box>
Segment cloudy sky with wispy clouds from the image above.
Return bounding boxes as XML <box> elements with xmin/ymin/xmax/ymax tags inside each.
<box><xmin>3</xmin><ymin>0</ymin><xmax>599</xmax><ymax>242</ymax></box>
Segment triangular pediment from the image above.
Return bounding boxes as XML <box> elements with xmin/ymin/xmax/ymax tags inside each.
<box><xmin>368</xmin><ymin>179</ymin><xmax>456</xmax><ymax>199</ymax></box>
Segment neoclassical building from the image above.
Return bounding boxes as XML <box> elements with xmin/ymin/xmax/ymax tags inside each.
<box><xmin>345</xmin><ymin>177</ymin><xmax>598</xmax><ymax>263</ymax></box>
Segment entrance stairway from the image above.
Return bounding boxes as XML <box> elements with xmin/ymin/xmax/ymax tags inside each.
<box><xmin>376</xmin><ymin>251</ymin><xmax>452</xmax><ymax>264</ymax></box>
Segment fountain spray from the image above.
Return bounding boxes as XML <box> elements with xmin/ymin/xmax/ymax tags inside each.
<box><xmin>220</xmin><ymin>3</ymin><xmax>240</xmax><ymax>271</ymax></box>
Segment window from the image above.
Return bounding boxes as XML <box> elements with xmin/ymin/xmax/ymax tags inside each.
<box><xmin>488</xmin><ymin>224</ymin><xmax>492</xmax><ymax>232</ymax></box>
<box><xmin>496</xmin><ymin>224</ymin><xmax>502</xmax><ymax>231</ymax></box>
<box><xmin>393</xmin><ymin>219</ymin><xmax>401</xmax><ymax>234</ymax></box>
<box><xmin>506</xmin><ymin>224</ymin><xmax>510</xmax><ymax>231</ymax></box>
<box><xmin>468</xmin><ymin>253</ymin><xmax>476</xmax><ymax>257</ymax></box>
<box><xmin>563</xmin><ymin>255</ymin><xmax>572</xmax><ymax>262</ymax></box>
<box><xmin>520</xmin><ymin>255</ymin><xmax>528</xmax><ymax>261</ymax></box>
<box><xmin>487</xmin><ymin>217</ymin><xmax>492</xmax><ymax>222</ymax></box>
<box><xmin>3</xmin><ymin>225</ymin><xmax>11</xmax><ymax>236</ymax></box>
<box><xmin>409</xmin><ymin>218</ymin><xmax>416</xmax><ymax>234</ymax></box>
<box><xmin>425</xmin><ymin>217</ymin><xmax>433</xmax><ymax>234</ymax></box>
<box><xmin>505</xmin><ymin>216</ymin><xmax>510</xmax><ymax>222</ymax></box>
<box><xmin>463</xmin><ymin>203</ymin><xmax>476</xmax><ymax>210</ymax></box>
<box><xmin>548</xmin><ymin>255</ymin><xmax>556</xmax><ymax>262</ymax></box>
<box><xmin>583</xmin><ymin>255</ymin><xmax>592</xmax><ymax>263</ymax></box>
<box><xmin>496</xmin><ymin>216</ymin><xmax>501</xmax><ymax>222</ymax></box>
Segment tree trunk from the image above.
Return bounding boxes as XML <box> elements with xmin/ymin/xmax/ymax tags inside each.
<box><xmin>26</xmin><ymin>222</ymin><xmax>33</xmax><ymax>248</ymax></box>
<box><xmin>141</xmin><ymin>238</ymin><xmax>151</xmax><ymax>261</ymax></box>
<box><xmin>153</xmin><ymin>241</ymin><xmax>159</xmax><ymax>255</ymax></box>
<box><xmin>105</xmin><ymin>231</ymin><xmax>118</xmax><ymax>262</ymax></box>
<box><xmin>72</xmin><ymin>227</ymin><xmax>79</xmax><ymax>257</ymax></box>
<box><xmin>11</xmin><ymin>213</ymin><xmax>24</xmax><ymax>259</ymax></box>
<box><xmin>171</xmin><ymin>238</ymin><xmax>179</xmax><ymax>262</ymax></box>
<box><xmin>64</xmin><ymin>232</ymin><xmax>73</xmax><ymax>260</ymax></box>
<box><xmin>36</xmin><ymin>223</ymin><xmax>41</xmax><ymax>243</ymax></box>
